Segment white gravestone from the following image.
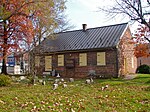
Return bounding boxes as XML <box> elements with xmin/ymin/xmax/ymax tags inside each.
<box><xmin>14</xmin><ymin>65</ymin><xmax>21</xmax><ymax>74</ymax></box>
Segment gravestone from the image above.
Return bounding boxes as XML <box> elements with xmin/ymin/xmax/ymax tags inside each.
<box><xmin>14</xmin><ymin>65</ymin><xmax>21</xmax><ymax>74</ymax></box>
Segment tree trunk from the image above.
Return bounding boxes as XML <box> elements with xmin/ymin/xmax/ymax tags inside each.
<box><xmin>1</xmin><ymin>21</ymin><xmax>8</xmax><ymax>75</ymax></box>
<box><xmin>1</xmin><ymin>56</ymin><xmax>7</xmax><ymax>75</ymax></box>
<box><xmin>1</xmin><ymin>42</ymin><xmax>8</xmax><ymax>74</ymax></box>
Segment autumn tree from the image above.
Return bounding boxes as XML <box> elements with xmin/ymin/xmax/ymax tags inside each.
<box><xmin>0</xmin><ymin>0</ymin><xmax>67</xmax><ymax>74</ymax></box>
<box><xmin>134</xmin><ymin>24</ymin><xmax>150</xmax><ymax>57</ymax></box>
<box><xmin>134</xmin><ymin>43</ymin><xmax>149</xmax><ymax>58</ymax></box>
<box><xmin>31</xmin><ymin>0</ymin><xmax>62</xmax><ymax>45</ymax></box>
<box><xmin>27</xmin><ymin>0</ymin><xmax>70</xmax><ymax>77</ymax></box>
<box><xmin>0</xmin><ymin>0</ymin><xmax>35</xmax><ymax>74</ymax></box>
<box><xmin>134</xmin><ymin>23</ymin><xmax>150</xmax><ymax>43</ymax></box>
<box><xmin>31</xmin><ymin>0</ymin><xmax>73</xmax><ymax>46</ymax></box>
<box><xmin>99</xmin><ymin>0</ymin><xmax>150</xmax><ymax>29</ymax></box>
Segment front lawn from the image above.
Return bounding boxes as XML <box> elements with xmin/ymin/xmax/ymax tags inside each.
<box><xmin>0</xmin><ymin>74</ymin><xmax>150</xmax><ymax>112</ymax></box>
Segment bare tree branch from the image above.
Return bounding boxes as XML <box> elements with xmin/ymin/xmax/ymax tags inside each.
<box><xmin>99</xmin><ymin>0</ymin><xmax>150</xmax><ymax>29</ymax></box>
<box><xmin>147</xmin><ymin>0</ymin><xmax>150</xmax><ymax>5</ymax></box>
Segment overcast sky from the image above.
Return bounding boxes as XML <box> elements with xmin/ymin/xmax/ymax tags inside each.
<box><xmin>65</xmin><ymin>0</ymin><xmax>136</xmax><ymax>31</ymax></box>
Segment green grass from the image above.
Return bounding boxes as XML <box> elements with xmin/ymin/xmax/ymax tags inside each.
<box><xmin>0</xmin><ymin>74</ymin><xmax>150</xmax><ymax>112</ymax></box>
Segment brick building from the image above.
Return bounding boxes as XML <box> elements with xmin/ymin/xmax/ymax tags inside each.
<box><xmin>31</xmin><ymin>23</ymin><xmax>137</xmax><ymax>78</ymax></box>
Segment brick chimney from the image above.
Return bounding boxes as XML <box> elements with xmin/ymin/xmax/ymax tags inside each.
<box><xmin>82</xmin><ymin>24</ymin><xmax>87</xmax><ymax>31</ymax></box>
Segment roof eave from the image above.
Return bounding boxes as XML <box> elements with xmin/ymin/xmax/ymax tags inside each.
<box><xmin>39</xmin><ymin>46</ymin><xmax>117</xmax><ymax>55</ymax></box>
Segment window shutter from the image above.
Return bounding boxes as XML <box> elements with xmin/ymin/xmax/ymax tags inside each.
<box><xmin>79</xmin><ymin>54</ymin><xmax>83</xmax><ymax>66</ymax></box>
<box><xmin>58</xmin><ymin>55</ymin><xmax>64</xmax><ymax>66</ymax></box>
<box><xmin>79</xmin><ymin>53</ymin><xmax>87</xmax><ymax>66</ymax></box>
<box><xmin>97</xmin><ymin>52</ymin><xmax>106</xmax><ymax>65</ymax></box>
<box><xmin>35</xmin><ymin>56</ymin><xmax>40</xmax><ymax>67</ymax></box>
<box><xmin>45</xmin><ymin>56</ymin><xmax>52</xmax><ymax>71</ymax></box>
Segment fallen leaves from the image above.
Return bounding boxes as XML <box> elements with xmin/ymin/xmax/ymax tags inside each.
<box><xmin>0</xmin><ymin>100</ymin><xmax>5</xmax><ymax>104</ymax></box>
<box><xmin>0</xmin><ymin>77</ymin><xmax>150</xmax><ymax>111</ymax></box>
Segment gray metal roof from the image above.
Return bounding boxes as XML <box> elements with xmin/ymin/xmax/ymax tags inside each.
<box><xmin>39</xmin><ymin>23</ymin><xmax>128</xmax><ymax>52</ymax></box>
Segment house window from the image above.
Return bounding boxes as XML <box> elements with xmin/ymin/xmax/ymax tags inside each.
<box><xmin>97</xmin><ymin>52</ymin><xmax>106</xmax><ymax>66</ymax></box>
<box><xmin>79</xmin><ymin>53</ymin><xmax>87</xmax><ymax>66</ymax></box>
<box><xmin>35</xmin><ymin>56</ymin><xmax>40</xmax><ymax>67</ymax></box>
<box><xmin>140</xmin><ymin>60</ymin><xmax>142</xmax><ymax>66</ymax></box>
<box><xmin>45</xmin><ymin>56</ymin><xmax>52</xmax><ymax>71</ymax></box>
<box><xmin>124</xmin><ymin>58</ymin><xmax>127</xmax><ymax>73</ymax></box>
<box><xmin>132</xmin><ymin>57</ymin><xmax>134</xmax><ymax>68</ymax></box>
<box><xmin>58</xmin><ymin>55</ymin><xmax>64</xmax><ymax>66</ymax></box>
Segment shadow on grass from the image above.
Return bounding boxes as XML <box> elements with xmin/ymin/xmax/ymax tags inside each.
<box><xmin>95</xmin><ymin>78</ymin><xmax>126</xmax><ymax>86</ymax></box>
<box><xmin>134</xmin><ymin>77</ymin><xmax>150</xmax><ymax>79</ymax></box>
<box><xmin>135</xmin><ymin>74</ymin><xmax>150</xmax><ymax>78</ymax></box>
<box><xmin>96</xmin><ymin>74</ymin><xmax>150</xmax><ymax>86</ymax></box>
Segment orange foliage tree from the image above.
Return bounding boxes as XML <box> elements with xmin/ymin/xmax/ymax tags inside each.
<box><xmin>134</xmin><ymin>24</ymin><xmax>150</xmax><ymax>58</ymax></box>
<box><xmin>0</xmin><ymin>0</ymin><xmax>35</xmax><ymax>74</ymax></box>
<box><xmin>0</xmin><ymin>0</ymin><xmax>66</xmax><ymax>74</ymax></box>
<box><xmin>134</xmin><ymin>43</ymin><xmax>149</xmax><ymax>58</ymax></box>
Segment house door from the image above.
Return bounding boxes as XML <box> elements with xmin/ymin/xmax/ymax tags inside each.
<box><xmin>66</xmin><ymin>59</ymin><xmax>75</xmax><ymax>77</ymax></box>
<box><xmin>66</xmin><ymin>68</ymin><xmax>75</xmax><ymax>77</ymax></box>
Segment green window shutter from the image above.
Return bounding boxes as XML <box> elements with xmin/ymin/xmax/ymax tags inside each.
<box><xmin>45</xmin><ymin>56</ymin><xmax>52</xmax><ymax>71</ymax></box>
<box><xmin>58</xmin><ymin>55</ymin><xmax>64</xmax><ymax>66</ymax></box>
<box><xmin>79</xmin><ymin>53</ymin><xmax>87</xmax><ymax>66</ymax></box>
<box><xmin>97</xmin><ymin>52</ymin><xmax>106</xmax><ymax>65</ymax></box>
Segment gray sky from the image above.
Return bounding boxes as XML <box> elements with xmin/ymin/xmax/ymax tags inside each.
<box><xmin>65</xmin><ymin>0</ymin><xmax>131</xmax><ymax>30</ymax></box>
